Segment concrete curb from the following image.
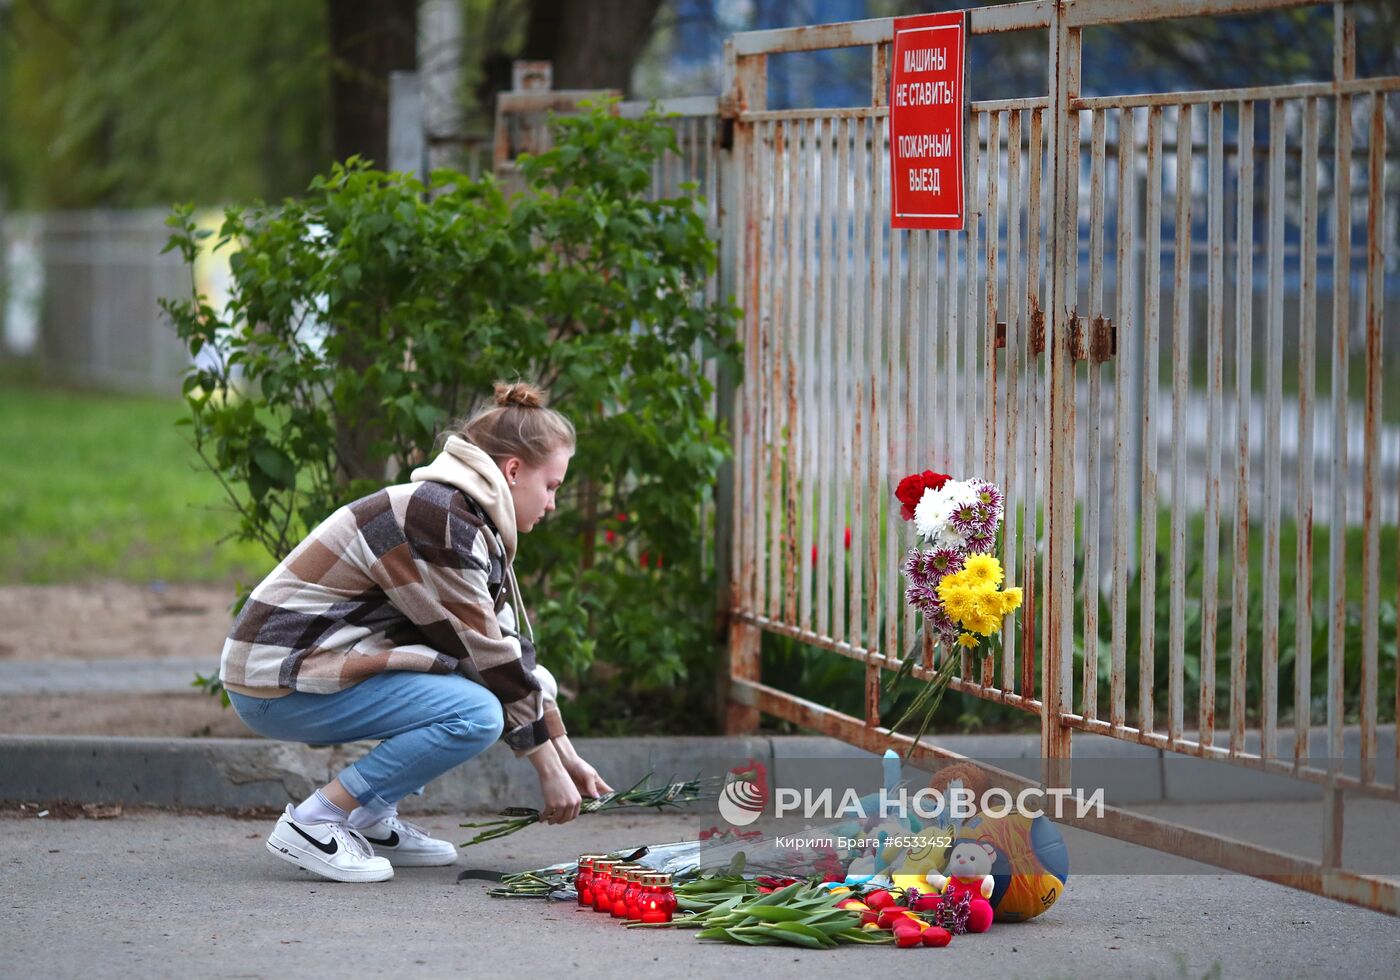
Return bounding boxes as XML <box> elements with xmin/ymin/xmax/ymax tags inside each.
<box><xmin>2</xmin><ymin>727</ymin><xmax>1392</xmax><ymax>812</ymax></box>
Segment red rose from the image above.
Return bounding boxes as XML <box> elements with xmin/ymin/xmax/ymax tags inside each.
<box><xmin>900</xmin><ymin>503</ymin><xmax>916</xmax><ymax>522</ymax></box>
<box><xmin>922</xmin><ymin>470</ymin><xmax>951</xmax><ymax>491</ymax></box>
<box><xmin>895</xmin><ymin>474</ymin><xmax>926</xmax><ymax>510</ymax></box>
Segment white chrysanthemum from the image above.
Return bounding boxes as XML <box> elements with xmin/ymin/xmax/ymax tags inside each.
<box><xmin>913</xmin><ymin>479</ymin><xmax>978</xmax><ymax>549</ymax></box>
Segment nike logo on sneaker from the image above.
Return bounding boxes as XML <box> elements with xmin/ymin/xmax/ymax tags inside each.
<box><xmin>288</xmin><ymin>822</ymin><xmax>338</xmax><ymax>855</ymax></box>
<box><xmin>364</xmin><ymin>831</ymin><xmax>400</xmax><ymax>848</ymax></box>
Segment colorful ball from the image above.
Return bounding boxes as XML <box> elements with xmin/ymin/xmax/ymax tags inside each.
<box><xmin>956</xmin><ymin>812</ymin><xmax>1068</xmax><ymax>922</ymax></box>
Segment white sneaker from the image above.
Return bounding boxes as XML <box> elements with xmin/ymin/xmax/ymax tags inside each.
<box><xmin>265</xmin><ymin>805</ymin><xmax>394</xmax><ymax>883</ymax></box>
<box><xmin>358</xmin><ymin>815</ymin><xmax>458</xmax><ymax>867</ymax></box>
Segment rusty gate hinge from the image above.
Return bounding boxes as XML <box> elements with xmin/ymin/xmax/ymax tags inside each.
<box><xmin>1091</xmin><ymin>315</ymin><xmax>1117</xmax><ymax>363</ymax></box>
<box><xmin>994</xmin><ymin>321</ymin><xmax>1007</xmax><ymax>349</ymax></box>
<box><xmin>1070</xmin><ymin>315</ymin><xmax>1088</xmax><ymax>361</ymax></box>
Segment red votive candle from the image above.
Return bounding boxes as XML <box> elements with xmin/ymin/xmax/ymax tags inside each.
<box><xmin>639</xmin><ymin>872</ymin><xmax>674</xmax><ymax>924</ymax></box>
<box><xmin>591</xmin><ymin>860</ymin><xmax>619</xmax><ymax>913</ymax></box>
<box><xmin>624</xmin><ymin>867</ymin><xmax>647</xmax><ymax>921</ymax></box>
<box><xmin>614</xmin><ymin>866</ymin><xmax>645</xmax><ymax>920</ymax></box>
<box><xmin>608</xmin><ymin>865</ymin><xmax>639</xmax><ymax>918</ymax></box>
<box><xmin>575</xmin><ymin>854</ymin><xmax>607</xmax><ymax>908</ymax></box>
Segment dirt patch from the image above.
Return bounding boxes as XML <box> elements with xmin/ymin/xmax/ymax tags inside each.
<box><xmin>0</xmin><ymin>582</ymin><xmax>252</xmax><ymax>737</ymax></box>
<box><xmin>0</xmin><ymin>581</ymin><xmax>235</xmax><ymax>661</ymax></box>
<box><xmin>1</xmin><ymin>693</ymin><xmax>256</xmax><ymax>737</ymax></box>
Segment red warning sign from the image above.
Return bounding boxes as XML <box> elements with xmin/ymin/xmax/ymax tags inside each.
<box><xmin>890</xmin><ymin>11</ymin><xmax>967</xmax><ymax>230</ymax></box>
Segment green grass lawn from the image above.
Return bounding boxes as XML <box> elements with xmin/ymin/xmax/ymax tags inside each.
<box><xmin>0</xmin><ymin>373</ymin><xmax>273</xmax><ymax>585</ymax></box>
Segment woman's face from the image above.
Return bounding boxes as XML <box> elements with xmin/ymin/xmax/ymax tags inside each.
<box><xmin>501</xmin><ymin>446</ymin><xmax>571</xmax><ymax>533</ymax></box>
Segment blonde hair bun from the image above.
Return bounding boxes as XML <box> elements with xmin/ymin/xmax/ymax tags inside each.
<box><xmin>449</xmin><ymin>380</ymin><xmax>575</xmax><ymax>466</ymax></box>
<box><xmin>493</xmin><ymin>381</ymin><xmax>546</xmax><ymax>409</ymax></box>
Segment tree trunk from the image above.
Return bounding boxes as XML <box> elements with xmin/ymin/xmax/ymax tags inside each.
<box><xmin>522</xmin><ymin>0</ymin><xmax>663</xmax><ymax>92</ymax></box>
<box><xmin>325</xmin><ymin>0</ymin><xmax>417</xmax><ymax>486</ymax></box>
<box><xmin>327</xmin><ymin>0</ymin><xmax>418</xmax><ymax>168</ymax></box>
<box><xmin>478</xmin><ymin>0</ymin><xmax>663</xmax><ymax>108</ymax></box>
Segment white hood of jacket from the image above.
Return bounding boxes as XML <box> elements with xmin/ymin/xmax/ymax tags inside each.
<box><xmin>411</xmin><ymin>436</ymin><xmax>517</xmax><ymax>560</ymax></box>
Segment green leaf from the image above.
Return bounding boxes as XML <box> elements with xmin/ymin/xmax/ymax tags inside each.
<box><xmin>252</xmin><ymin>444</ymin><xmax>296</xmax><ymax>488</ymax></box>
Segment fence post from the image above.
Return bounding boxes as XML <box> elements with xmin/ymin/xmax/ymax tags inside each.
<box><xmin>1042</xmin><ymin>1</ymin><xmax>1079</xmax><ymax>785</ymax></box>
<box><xmin>388</xmin><ymin>70</ymin><xmax>425</xmax><ymax>181</ymax></box>
<box><xmin>721</xmin><ymin>42</ymin><xmax>765</xmax><ymax>735</ymax></box>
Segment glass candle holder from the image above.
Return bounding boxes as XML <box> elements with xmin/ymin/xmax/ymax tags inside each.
<box><xmin>608</xmin><ymin>864</ymin><xmax>640</xmax><ymax>918</ymax></box>
<box><xmin>575</xmin><ymin>854</ymin><xmax>608</xmax><ymax>908</ymax></box>
<box><xmin>639</xmin><ymin>873</ymin><xmax>674</xmax><ymax>924</ymax></box>
<box><xmin>657</xmin><ymin>873</ymin><xmax>677</xmax><ymax>918</ymax></box>
<box><xmin>624</xmin><ymin>867</ymin><xmax>648</xmax><ymax>921</ymax></box>
<box><xmin>591</xmin><ymin>860</ymin><xmax>619</xmax><ymax>913</ymax></box>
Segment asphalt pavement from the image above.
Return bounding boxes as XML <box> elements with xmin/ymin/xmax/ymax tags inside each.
<box><xmin>5</xmin><ymin>808</ymin><xmax>1398</xmax><ymax>979</ymax></box>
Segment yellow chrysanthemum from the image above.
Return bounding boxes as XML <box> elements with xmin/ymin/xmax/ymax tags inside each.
<box><xmin>938</xmin><ymin>584</ymin><xmax>974</xmax><ymax>623</ymax></box>
<box><xmin>998</xmin><ymin>587</ymin><xmax>1024</xmax><ymax>615</ymax></box>
<box><xmin>936</xmin><ymin>575</ymin><xmax>965</xmax><ymax>601</ymax></box>
<box><xmin>962</xmin><ymin>553</ymin><xmax>1004</xmax><ymax>588</ymax></box>
<box><xmin>956</xmin><ymin>632</ymin><xmax>980</xmax><ymax>649</ymax></box>
<box><xmin>973</xmin><ymin>591</ymin><xmax>1012</xmax><ymax>632</ymax></box>
<box><xmin>964</xmin><ymin>609</ymin><xmax>1002</xmax><ymax>636</ymax></box>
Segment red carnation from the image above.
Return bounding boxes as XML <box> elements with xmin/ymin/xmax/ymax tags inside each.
<box><xmin>922</xmin><ymin>470</ymin><xmax>951</xmax><ymax>491</ymax></box>
<box><xmin>895</xmin><ymin>474</ymin><xmax>926</xmax><ymax>510</ymax></box>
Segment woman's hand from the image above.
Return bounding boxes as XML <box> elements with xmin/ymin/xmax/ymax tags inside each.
<box><xmin>528</xmin><ymin>742</ymin><xmax>582</xmax><ymax>824</ymax></box>
<box><xmin>563</xmin><ymin>756</ymin><xmax>612</xmax><ymax>799</ymax></box>
<box><xmin>552</xmin><ymin>735</ymin><xmax>613</xmax><ymax>799</ymax></box>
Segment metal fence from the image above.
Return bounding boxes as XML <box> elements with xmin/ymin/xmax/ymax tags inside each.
<box><xmin>1</xmin><ymin>209</ymin><xmax>194</xmax><ymax>395</ymax></box>
<box><xmin>718</xmin><ymin>0</ymin><xmax>1398</xmax><ymax>916</ymax></box>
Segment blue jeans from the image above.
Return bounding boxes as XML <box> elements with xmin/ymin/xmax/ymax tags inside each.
<box><xmin>228</xmin><ymin>671</ymin><xmax>506</xmax><ymax>809</ymax></box>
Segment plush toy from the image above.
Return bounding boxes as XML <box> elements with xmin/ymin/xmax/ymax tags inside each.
<box><xmin>889</xmin><ymin>827</ymin><xmax>952</xmax><ymax>894</ymax></box>
<box><xmin>926</xmin><ymin>840</ymin><xmax>997</xmax><ymax>933</ymax></box>
<box><xmin>842</xmin><ymin>821</ymin><xmax>907</xmax><ymax>885</ymax></box>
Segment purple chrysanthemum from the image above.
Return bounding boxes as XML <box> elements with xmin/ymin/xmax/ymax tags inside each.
<box><xmin>927</xmin><ymin>548</ymin><xmax>966</xmax><ymax>576</ymax></box>
<box><xmin>966</xmin><ymin>531</ymin><xmax>994</xmax><ymax>553</ymax></box>
<box><xmin>949</xmin><ymin>502</ymin><xmax>981</xmax><ymax>536</ymax></box>
<box><xmin>971</xmin><ymin>504</ymin><xmax>1001</xmax><ymax>535</ymax></box>
<box><xmin>928</xmin><ymin>607</ymin><xmax>960</xmax><ymax>641</ymax></box>
<box><xmin>903</xmin><ymin>548</ymin><xmax>935</xmax><ymax>585</ymax></box>
<box><xmin>971</xmin><ymin>479</ymin><xmax>1004</xmax><ymax>515</ymax></box>
<box><xmin>905</xmin><ymin>582</ymin><xmax>942</xmax><ymax>614</ymax></box>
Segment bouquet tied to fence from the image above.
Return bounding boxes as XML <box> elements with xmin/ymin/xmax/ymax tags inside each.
<box><xmin>886</xmin><ymin>469</ymin><xmax>1024</xmax><ymax>749</ymax></box>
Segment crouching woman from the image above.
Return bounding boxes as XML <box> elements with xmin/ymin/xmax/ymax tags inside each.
<box><xmin>219</xmin><ymin>381</ymin><xmax>609</xmax><ymax>882</ymax></box>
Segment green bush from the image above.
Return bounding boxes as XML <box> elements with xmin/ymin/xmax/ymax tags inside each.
<box><xmin>162</xmin><ymin>102</ymin><xmax>740</xmax><ymax>733</ymax></box>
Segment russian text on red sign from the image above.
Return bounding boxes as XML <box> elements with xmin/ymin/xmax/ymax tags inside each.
<box><xmin>889</xmin><ymin>11</ymin><xmax>967</xmax><ymax>231</ymax></box>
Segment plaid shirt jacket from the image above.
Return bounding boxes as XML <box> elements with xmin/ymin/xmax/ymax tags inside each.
<box><xmin>219</xmin><ymin>479</ymin><xmax>565</xmax><ymax>756</ymax></box>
